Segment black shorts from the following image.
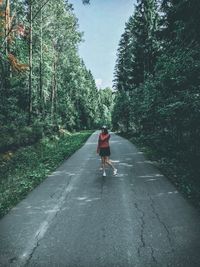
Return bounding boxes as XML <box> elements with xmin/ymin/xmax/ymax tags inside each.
<box><xmin>99</xmin><ymin>147</ymin><xmax>110</xmax><ymax>157</ymax></box>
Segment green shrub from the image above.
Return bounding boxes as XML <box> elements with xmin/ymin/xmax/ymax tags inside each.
<box><xmin>0</xmin><ymin>130</ymin><xmax>93</xmax><ymax>217</ymax></box>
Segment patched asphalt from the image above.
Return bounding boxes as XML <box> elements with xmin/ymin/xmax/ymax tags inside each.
<box><xmin>0</xmin><ymin>131</ymin><xmax>200</xmax><ymax>267</ymax></box>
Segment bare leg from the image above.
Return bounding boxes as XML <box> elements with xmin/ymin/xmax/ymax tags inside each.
<box><xmin>102</xmin><ymin>157</ymin><xmax>106</xmax><ymax>174</ymax></box>
<box><xmin>105</xmin><ymin>156</ymin><xmax>115</xmax><ymax>170</ymax></box>
<box><xmin>99</xmin><ymin>158</ymin><xmax>103</xmax><ymax>170</ymax></box>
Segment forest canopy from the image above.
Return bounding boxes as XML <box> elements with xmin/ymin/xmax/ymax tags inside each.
<box><xmin>0</xmin><ymin>0</ymin><xmax>113</xmax><ymax>150</ymax></box>
<box><xmin>112</xmin><ymin>0</ymin><xmax>200</xmax><ymax>195</ymax></box>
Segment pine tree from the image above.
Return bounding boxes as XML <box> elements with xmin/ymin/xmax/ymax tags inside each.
<box><xmin>113</xmin><ymin>0</ymin><xmax>159</xmax><ymax>131</ymax></box>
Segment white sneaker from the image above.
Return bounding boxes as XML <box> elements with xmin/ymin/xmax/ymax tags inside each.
<box><xmin>103</xmin><ymin>171</ymin><xmax>106</xmax><ymax>177</ymax></box>
<box><xmin>113</xmin><ymin>169</ymin><xmax>117</xmax><ymax>176</ymax></box>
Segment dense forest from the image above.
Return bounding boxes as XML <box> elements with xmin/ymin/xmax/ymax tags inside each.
<box><xmin>0</xmin><ymin>0</ymin><xmax>115</xmax><ymax>216</ymax></box>
<box><xmin>1</xmin><ymin>0</ymin><xmax>200</xmax><ymax>213</ymax></box>
<box><xmin>112</xmin><ymin>0</ymin><xmax>200</xmax><ymax>201</ymax></box>
<box><xmin>0</xmin><ymin>0</ymin><xmax>113</xmax><ymax>152</ymax></box>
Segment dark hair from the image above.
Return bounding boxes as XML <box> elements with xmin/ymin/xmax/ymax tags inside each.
<box><xmin>101</xmin><ymin>127</ymin><xmax>108</xmax><ymax>134</ymax></box>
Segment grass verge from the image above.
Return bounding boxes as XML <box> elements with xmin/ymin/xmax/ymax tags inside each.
<box><xmin>0</xmin><ymin>130</ymin><xmax>93</xmax><ymax>218</ymax></box>
<box><xmin>118</xmin><ymin>132</ymin><xmax>200</xmax><ymax>211</ymax></box>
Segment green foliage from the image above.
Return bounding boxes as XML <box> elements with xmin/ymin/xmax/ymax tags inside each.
<box><xmin>0</xmin><ymin>125</ymin><xmax>43</xmax><ymax>152</ymax></box>
<box><xmin>112</xmin><ymin>91</ymin><xmax>131</xmax><ymax>132</ymax></box>
<box><xmin>97</xmin><ymin>87</ymin><xmax>114</xmax><ymax>128</ymax></box>
<box><xmin>113</xmin><ymin>0</ymin><xmax>200</xmax><ymax>206</ymax></box>
<box><xmin>114</xmin><ymin>0</ymin><xmax>159</xmax><ymax>92</ymax></box>
<box><xmin>113</xmin><ymin>0</ymin><xmax>160</xmax><ymax>131</ymax></box>
<box><xmin>0</xmin><ymin>0</ymin><xmax>106</xmax><ymax>132</ymax></box>
<box><xmin>0</xmin><ymin>0</ymin><xmax>113</xmax><ymax>219</ymax></box>
<box><xmin>0</xmin><ymin>130</ymin><xmax>93</xmax><ymax>217</ymax></box>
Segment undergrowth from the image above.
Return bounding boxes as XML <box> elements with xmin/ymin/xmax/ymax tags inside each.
<box><xmin>119</xmin><ymin>132</ymin><xmax>200</xmax><ymax>211</ymax></box>
<box><xmin>0</xmin><ymin>130</ymin><xmax>93</xmax><ymax>218</ymax></box>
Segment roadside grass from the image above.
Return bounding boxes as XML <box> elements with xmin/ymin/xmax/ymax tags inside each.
<box><xmin>118</xmin><ymin>132</ymin><xmax>200</xmax><ymax>211</ymax></box>
<box><xmin>0</xmin><ymin>130</ymin><xmax>93</xmax><ymax>218</ymax></box>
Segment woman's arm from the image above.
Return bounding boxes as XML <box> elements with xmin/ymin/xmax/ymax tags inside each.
<box><xmin>97</xmin><ymin>135</ymin><xmax>100</xmax><ymax>153</ymax></box>
<box><xmin>100</xmin><ymin>134</ymin><xmax>110</xmax><ymax>141</ymax></box>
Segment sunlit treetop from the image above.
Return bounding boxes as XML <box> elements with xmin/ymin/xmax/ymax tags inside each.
<box><xmin>82</xmin><ymin>0</ymin><xmax>90</xmax><ymax>4</ymax></box>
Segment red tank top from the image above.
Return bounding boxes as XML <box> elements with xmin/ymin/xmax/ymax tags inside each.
<box><xmin>98</xmin><ymin>133</ymin><xmax>110</xmax><ymax>148</ymax></box>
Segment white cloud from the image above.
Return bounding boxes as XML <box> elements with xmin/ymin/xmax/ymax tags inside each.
<box><xmin>95</xmin><ymin>78</ymin><xmax>103</xmax><ymax>89</ymax></box>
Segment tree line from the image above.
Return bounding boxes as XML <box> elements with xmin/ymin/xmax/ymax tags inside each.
<box><xmin>0</xmin><ymin>0</ymin><xmax>113</xmax><ymax>150</ymax></box>
<box><xmin>113</xmin><ymin>0</ymin><xmax>200</xmax><ymax>186</ymax></box>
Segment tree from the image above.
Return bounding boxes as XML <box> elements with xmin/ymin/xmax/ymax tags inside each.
<box><xmin>113</xmin><ymin>0</ymin><xmax>160</xmax><ymax>131</ymax></box>
<box><xmin>0</xmin><ymin>0</ymin><xmax>106</xmax><ymax>134</ymax></box>
<box><xmin>113</xmin><ymin>0</ymin><xmax>200</xmax><ymax>186</ymax></box>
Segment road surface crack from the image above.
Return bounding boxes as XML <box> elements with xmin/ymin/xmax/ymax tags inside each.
<box><xmin>11</xmin><ymin>175</ymin><xmax>74</xmax><ymax>267</ymax></box>
<box><xmin>150</xmin><ymin>245</ymin><xmax>158</xmax><ymax>264</ymax></box>
<box><xmin>50</xmin><ymin>191</ymin><xmax>56</xmax><ymax>199</ymax></box>
<box><xmin>134</xmin><ymin>203</ymin><xmax>146</xmax><ymax>257</ymax></box>
<box><xmin>24</xmin><ymin>239</ymin><xmax>40</xmax><ymax>267</ymax></box>
<box><xmin>149</xmin><ymin>196</ymin><xmax>174</xmax><ymax>254</ymax></box>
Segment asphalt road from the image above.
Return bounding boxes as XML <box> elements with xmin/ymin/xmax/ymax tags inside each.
<box><xmin>0</xmin><ymin>132</ymin><xmax>200</xmax><ymax>267</ymax></box>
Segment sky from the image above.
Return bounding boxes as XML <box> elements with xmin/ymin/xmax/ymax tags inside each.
<box><xmin>70</xmin><ymin>0</ymin><xmax>136</xmax><ymax>89</ymax></box>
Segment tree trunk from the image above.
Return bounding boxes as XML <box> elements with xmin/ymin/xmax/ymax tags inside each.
<box><xmin>5</xmin><ymin>0</ymin><xmax>10</xmax><ymax>89</ymax></box>
<box><xmin>28</xmin><ymin>0</ymin><xmax>33</xmax><ymax>125</ymax></box>
<box><xmin>51</xmin><ymin>44</ymin><xmax>57</xmax><ymax>124</ymax></box>
<box><xmin>5</xmin><ymin>0</ymin><xmax>10</xmax><ymax>56</ymax></box>
<box><xmin>39</xmin><ymin>7</ymin><xmax>44</xmax><ymax>119</ymax></box>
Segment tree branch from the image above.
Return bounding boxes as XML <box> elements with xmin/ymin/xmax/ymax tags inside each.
<box><xmin>32</xmin><ymin>0</ymin><xmax>51</xmax><ymax>22</ymax></box>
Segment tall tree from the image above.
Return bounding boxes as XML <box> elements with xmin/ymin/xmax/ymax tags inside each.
<box><xmin>113</xmin><ymin>0</ymin><xmax>200</xmax><ymax>186</ymax></box>
<box><xmin>113</xmin><ymin>0</ymin><xmax>159</xmax><ymax>131</ymax></box>
<box><xmin>0</xmin><ymin>0</ymin><xmax>106</xmax><ymax>133</ymax></box>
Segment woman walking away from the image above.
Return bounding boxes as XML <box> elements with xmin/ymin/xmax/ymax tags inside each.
<box><xmin>97</xmin><ymin>126</ymin><xmax>117</xmax><ymax>177</ymax></box>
